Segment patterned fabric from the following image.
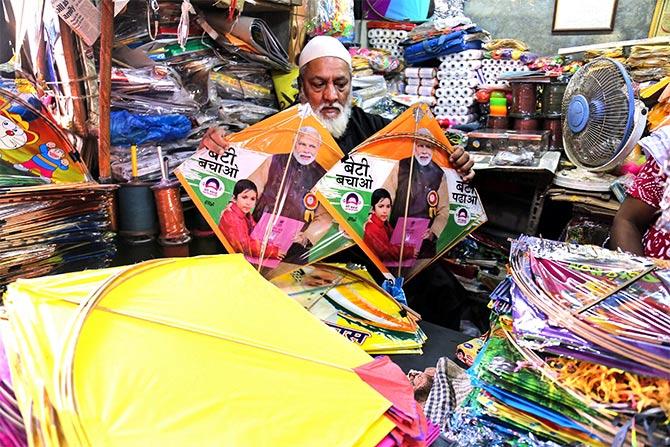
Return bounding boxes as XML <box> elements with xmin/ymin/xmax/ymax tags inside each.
<box><xmin>424</xmin><ymin>357</ymin><xmax>472</xmax><ymax>433</ymax></box>
<box><xmin>627</xmin><ymin>158</ymin><xmax>670</xmax><ymax>259</ymax></box>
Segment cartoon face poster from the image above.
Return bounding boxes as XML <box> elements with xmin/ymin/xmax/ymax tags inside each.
<box><xmin>176</xmin><ymin>104</ymin><xmax>353</xmax><ymax>278</ymax></box>
<box><xmin>0</xmin><ymin>88</ymin><xmax>88</xmax><ymax>183</ymax></box>
<box><xmin>316</xmin><ymin>103</ymin><xmax>487</xmax><ymax>282</ymax></box>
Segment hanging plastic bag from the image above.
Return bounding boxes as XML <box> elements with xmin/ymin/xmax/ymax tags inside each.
<box><xmin>306</xmin><ymin>0</ymin><xmax>355</xmax><ymax>42</ymax></box>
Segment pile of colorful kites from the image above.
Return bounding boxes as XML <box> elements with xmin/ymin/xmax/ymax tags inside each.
<box><xmin>1</xmin><ymin>255</ymin><xmax>436</xmax><ymax>446</ymax></box>
<box><xmin>447</xmin><ymin>236</ymin><xmax>670</xmax><ymax>446</ymax></box>
<box><xmin>0</xmin><ymin>87</ymin><xmax>116</xmax><ymax>293</ymax></box>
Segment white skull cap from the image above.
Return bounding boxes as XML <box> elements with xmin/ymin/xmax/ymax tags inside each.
<box><xmin>298</xmin><ymin>36</ymin><xmax>352</xmax><ymax>69</ymax></box>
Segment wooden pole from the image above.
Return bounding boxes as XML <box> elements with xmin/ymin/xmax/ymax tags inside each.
<box><xmin>58</xmin><ymin>19</ymin><xmax>88</xmax><ymax>137</ymax></box>
<box><xmin>98</xmin><ymin>0</ymin><xmax>113</xmax><ymax>181</ymax></box>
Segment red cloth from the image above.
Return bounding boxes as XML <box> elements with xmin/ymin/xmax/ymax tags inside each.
<box><xmin>218</xmin><ymin>203</ymin><xmax>281</xmax><ymax>258</ymax></box>
<box><xmin>363</xmin><ymin>214</ymin><xmax>415</xmax><ymax>262</ymax></box>
<box><xmin>627</xmin><ymin>158</ymin><xmax>670</xmax><ymax>259</ymax></box>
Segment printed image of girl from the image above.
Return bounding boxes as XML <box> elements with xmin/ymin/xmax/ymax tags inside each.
<box><xmin>363</xmin><ymin>188</ymin><xmax>416</xmax><ymax>263</ymax></box>
<box><xmin>218</xmin><ymin>179</ymin><xmax>285</xmax><ymax>260</ymax></box>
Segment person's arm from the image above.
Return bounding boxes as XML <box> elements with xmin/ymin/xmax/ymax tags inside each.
<box><xmin>610</xmin><ymin>196</ymin><xmax>658</xmax><ymax>256</ymax></box>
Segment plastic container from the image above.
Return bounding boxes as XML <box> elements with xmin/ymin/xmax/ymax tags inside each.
<box><xmin>543</xmin><ymin>117</ymin><xmax>563</xmax><ymax>150</ymax></box>
<box><xmin>487</xmin><ymin>115</ymin><xmax>509</xmax><ymax>129</ymax></box>
<box><xmin>510</xmin><ymin>82</ymin><xmax>537</xmax><ymax>116</ymax></box>
<box><xmin>541</xmin><ymin>82</ymin><xmax>567</xmax><ymax>117</ymax></box>
<box><xmin>466</xmin><ymin>129</ymin><xmax>550</xmax><ymax>159</ymax></box>
<box><xmin>513</xmin><ymin>117</ymin><xmax>540</xmax><ymax>131</ymax></box>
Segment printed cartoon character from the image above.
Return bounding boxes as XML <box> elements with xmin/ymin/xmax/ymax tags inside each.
<box><xmin>14</xmin><ymin>142</ymin><xmax>69</xmax><ymax>179</ymax></box>
<box><xmin>0</xmin><ymin>115</ymin><xmax>28</xmax><ymax>150</ymax></box>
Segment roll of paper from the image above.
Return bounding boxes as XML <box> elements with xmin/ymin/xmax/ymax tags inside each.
<box><xmin>455</xmin><ymin>96</ymin><xmax>475</xmax><ymax>107</ymax></box>
<box><xmin>435</xmin><ymin>87</ymin><xmax>449</xmax><ymax>98</ymax></box>
<box><xmin>421</xmin><ymin>78</ymin><xmax>438</xmax><ymax>87</ymax></box>
<box><xmin>407</xmin><ymin>77</ymin><xmax>421</xmax><ymax>85</ymax></box>
<box><xmin>433</xmin><ymin>106</ymin><xmax>449</xmax><ymax>116</ymax></box>
<box><xmin>437</xmin><ymin>97</ymin><xmax>449</xmax><ymax>107</ymax></box>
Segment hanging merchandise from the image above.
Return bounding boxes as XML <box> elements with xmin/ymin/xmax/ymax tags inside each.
<box><xmin>316</xmin><ymin>103</ymin><xmax>487</xmax><ymax>281</ymax></box>
<box><xmin>306</xmin><ymin>0</ymin><xmax>355</xmax><ymax>42</ymax></box>
<box><xmin>176</xmin><ymin>104</ymin><xmax>353</xmax><ymax>278</ymax></box>
<box><xmin>2</xmin><ymin>255</ymin><xmax>435</xmax><ymax>446</ymax></box>
<box><xmin>0</xmin><ymin>89</ymin><xmax>89</xmax><ymax>184</ymax></box>
<box><xmin>196</xmin><ymin>12</ymin><xmax>292</xmax><ymax>72</ymax></box>
<box><xmin>270</xmin><ymin>263</ymin><xmax>426</xmax><ymax>354</ymax></box>
<box><xmin>363</xmin><ymin>0</ymin><xmax>431</xmax><ymax>22</ymax></box>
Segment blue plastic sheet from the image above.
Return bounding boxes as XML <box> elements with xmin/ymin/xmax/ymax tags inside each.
<box><xmin>110</xmin><ymin>111</ymin><xmax>191</xmax><ymax>146</ymax></box>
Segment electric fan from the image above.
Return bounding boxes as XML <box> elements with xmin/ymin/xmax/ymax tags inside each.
<box><xmin>561</xmin><ymin>57</ymin><xmax>647</xmax><ymax>173</ymax></box>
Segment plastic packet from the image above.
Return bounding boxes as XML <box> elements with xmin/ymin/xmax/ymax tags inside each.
<box><xmin>490</xmin><ymin>150</ymin><xmax>535</xmax><ymax>166</ymax></box>
<box><xmin>305</xmin><ymin>0</ymin><xmax>355</xmax><ymax>42</ymax></box>
<box><xmin>216</xmin><ymin>99</ymin><xmax>278</xmax><ymax>128</ymax></box>
<box><xmin>111</xmin><ymin>66</ymin><xmax>199</xmax><ymax>115</ymax></box>
<box><xmin>208</xmin><ymin>65</ymin><xmax>277</xmax><ymax>107</ymax></box>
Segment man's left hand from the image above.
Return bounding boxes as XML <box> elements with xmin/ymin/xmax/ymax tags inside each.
<box><xmin>449</xmin><ymin>146</ymin><xmax>475</xmax><ymax>182</ymax></box>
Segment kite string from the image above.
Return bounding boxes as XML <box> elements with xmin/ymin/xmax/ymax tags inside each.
<box><xmin>397</xmin><ymin>117</ymin><xmax>421</xmax><ymax>278</ymax></box>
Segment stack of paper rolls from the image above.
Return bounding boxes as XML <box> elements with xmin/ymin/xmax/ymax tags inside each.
<box><xmin>404</xmin><ymin>67</ymin><xmax>437</xmax><ymax>105</ymax></box>
<box><xmin>479</xmin><ymin>59</ymin><xmax>530</xmax><ymax>87</ymax></box>
<box><xmin>432</xmin><ymin>50</ymin><xmax>483</xmax><ymax>125</ymax></box>
<box><xmin>367</xmin><ymin>28</ymin><xmax>409</xmax><ymax>59</ymax></box>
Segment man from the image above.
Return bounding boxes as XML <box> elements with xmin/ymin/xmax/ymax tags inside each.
<box><xmin>248</xmin><ymin>125</ymin><xmax>331</xmax><ymax>262</ymax></box>
<box><xmin>200</xmin><ymin>35</ymin><xmax>474</xmax><ymax>176</ymax></box>
<box><xmin>384</xmin><ymin>128</ymin><xmax>449</xmax><ymax>258</ymax></box>
<box><xmin>200</xmin><ymin>36</ymin><xmax>474</xmax><ymax>329</ymax></box>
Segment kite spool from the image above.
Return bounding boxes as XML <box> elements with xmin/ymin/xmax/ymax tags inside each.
<box><xmin>117</xmin><ymin>144</ymin><xmax>158</xmax><ymax>243</ymax></box>
<box><xmin>152</xmin><ymin>147</ymin><xmax>191</xmax><ymax>246</ymax></box>
<box><xmin>117</xmin><ymin>181</ymin><xmax>158</xmax><ymax>243</ymax></box>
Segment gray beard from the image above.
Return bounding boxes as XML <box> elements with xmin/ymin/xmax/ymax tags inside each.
<box><xmin>302</xmin><ymin>91</ymin><xmax>352</xmax><ymax>139</ymax></box>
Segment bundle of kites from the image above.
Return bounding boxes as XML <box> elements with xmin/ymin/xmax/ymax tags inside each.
<box><xmin>446</xmin><ymin>236</ymin><xmax>670</xmax><ymax>446</ymax></box>
<box><xmin>0</xmin><ymin>84</ymin><xmax>116</xmax><ymax>293</ymax></box>
<box><xmin>0</xmin><ymin>255</ymin><xmax>439</xmax><ymax>446</ymax></box>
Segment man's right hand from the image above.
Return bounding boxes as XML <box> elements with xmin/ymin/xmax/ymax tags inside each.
<box><xmin>199</xmin><ymin>127</ymin><xmax>230</xmax><ymax>155</ymax></box>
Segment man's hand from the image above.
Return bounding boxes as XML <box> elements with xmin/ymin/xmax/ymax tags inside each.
<box><xmin>198</xmin><ymin>127</ymin><xmax>230</xmax><ymax>155</ymax></box>
<box><xmin>449</xmin><ymin>145</ymin><xmax>475</xmax><ymax>182</ymax></box>
<box><xmin>293</xmin><ymin>232</ymin><xmax>308</xmax><ymax>247</ymax></box>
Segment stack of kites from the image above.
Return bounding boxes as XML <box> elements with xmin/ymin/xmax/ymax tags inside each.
<box><xmin>446</xmin><ymin>236</ymin><xmax>669</xmax><ymax>446</ymax></box>
<box><xmin>271</xmin><ymin>263</ymin><xmax>426</xmax><ymax>355</ymax></box>
<box><xmin>0</xmin><ymin>87</ymin><xmax>116</xmax><ymax>293</ymax></box>
<box><xmin>0</xmin><ymin>183</ymin><xmax>117</xmax><ymax>293</ymax></box>
<box><xmin>0</xmin><ymin>255</ymin><xmax>438</xmax><ymax>446</ymax></box>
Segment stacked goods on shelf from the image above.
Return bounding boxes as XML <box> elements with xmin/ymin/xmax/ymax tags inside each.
<box><xmin>433</xmin><ymin>50</ymin><xmax>482</xmax><ymax>126</ymax></box>
<box><xmin>403</xmin><ymin>67</ymin><xmax>438</xmax><ymax>107</ymax></box>
<box><xmin>479</xmin><ymin>58</ymin><xmax>530</xmax><ymax>87</ymax></box>
<box><xmin>367</xmin><ymin>21</ymin><xmax>414</xmax><ymax>59</ymax></box>
<box><xmin>446</xmin><ymin>236</ymin><xmax>670</xmax><ymax>446</ymax></box>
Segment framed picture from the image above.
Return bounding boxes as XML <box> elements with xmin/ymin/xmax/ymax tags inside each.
<box><xmin>552</xmin><ymin>0</ymin><xmax>618</xmax><ymax>33</ymax></box>
<box><xmin>649</xmin><ymin>0</ymin><xmax>670</xmax><ymax>36</ymax></box>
